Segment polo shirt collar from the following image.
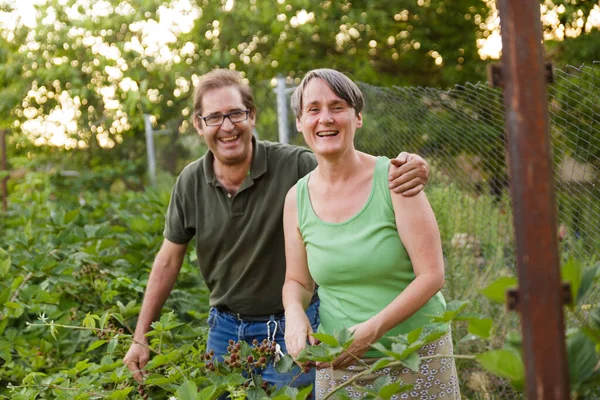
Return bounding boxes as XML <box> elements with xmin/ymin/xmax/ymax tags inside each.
<box><xmin>202</xmin><ymin>136</ymin><xmax>268</xmax><ymax>185</ymax></box>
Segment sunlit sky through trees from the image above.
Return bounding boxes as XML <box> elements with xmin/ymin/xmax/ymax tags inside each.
<box><xmin>1</xmin><ymin>0</ymin><xmax>599</xmax><ymax>148</ymax></box>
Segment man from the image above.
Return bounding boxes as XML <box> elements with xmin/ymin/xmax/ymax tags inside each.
<box><xmin>123</xmin><ymin>69</ymin><xmax>429</xmax><ymax>388</ymax></box>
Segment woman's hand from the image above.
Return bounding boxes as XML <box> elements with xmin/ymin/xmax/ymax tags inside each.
<box><xmin>318</xmin><ymin>321</ymin><xmax>379</xmax><ymax>370</ymax></box>
<box><xmin>284</xmin><ymin>306</ymin><xmax>316</xmax><ymax>360</ymax></box>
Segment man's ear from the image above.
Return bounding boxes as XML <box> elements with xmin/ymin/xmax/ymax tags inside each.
<box><xmin>356</xmin><ymin>112</ymin><xmax>363</xmax><ymax>128</ymax></box>
<box><xmin>193</xmin><ymin>116</ymin><xmax>204</xmax><ymax>137</ymax></box>
<box><xmin>296</xmin><ymin>117</ymin><xmax>302</xmax><ymax>132</ymax></box>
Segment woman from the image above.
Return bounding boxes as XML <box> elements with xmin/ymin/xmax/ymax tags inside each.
<box><xmin>282</xmin><ymin>69</ymin><xmax>460</xmax><ymax>399</ymax></box>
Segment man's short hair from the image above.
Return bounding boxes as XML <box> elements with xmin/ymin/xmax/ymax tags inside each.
<box><xmin>193</xmin><ymin>69</ymin><xmax>256</xmax><ymax>120</ymax></box>
<box><xmin>291</xmin><ymin>68</ymin><xmax>364</xmax><ymax>118</ymax></box>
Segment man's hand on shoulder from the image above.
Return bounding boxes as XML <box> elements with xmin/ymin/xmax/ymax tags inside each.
<box><xmin>388</xmin><ymin>152</ymin><xmax>429</xmax><ymax>196</ymax></box>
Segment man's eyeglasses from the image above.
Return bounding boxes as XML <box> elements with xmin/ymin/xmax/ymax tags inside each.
<box><xmin>198</xmin><ymin>110</ymin><xmax>250</xmax><ymax>126</ymax></box>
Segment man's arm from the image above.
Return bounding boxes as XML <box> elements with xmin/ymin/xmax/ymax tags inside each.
<box><xmin>123</xmin><ymin>239</ymin><xmax>187</xmax><ymax>382</ymax></box>
<box><xmin>388</xmin><ymin>152</ymin><xmax>430</xmax><ymax>196</ymax></box>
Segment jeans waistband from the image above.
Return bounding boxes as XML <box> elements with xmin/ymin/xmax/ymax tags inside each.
<box><xmin>215</xmin><ymin>306</ymin><xmax>285</xmax><ymax>322</ymax></box>
<box><xmin>215</xmin><ymin>297</ymin><xmax>318</xmax><ymax>322</ymax></box>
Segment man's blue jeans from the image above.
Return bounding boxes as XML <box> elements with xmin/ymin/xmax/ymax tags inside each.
<box><xmin>206</xmin><ymin>301</ymin><xmax>320</xmax><ymax>389</ymax></box>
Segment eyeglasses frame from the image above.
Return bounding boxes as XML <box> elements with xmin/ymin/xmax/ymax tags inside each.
<box><xmin>197</xmin><ymin>109</ymin><xmax>250</xmax><ymax>127</ymax></box>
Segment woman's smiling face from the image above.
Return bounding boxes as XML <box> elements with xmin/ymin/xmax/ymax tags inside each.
<box><xmin>296</xmin><ymin>78</ymin><xmax>363</xmax><ymax>157</ymax></box>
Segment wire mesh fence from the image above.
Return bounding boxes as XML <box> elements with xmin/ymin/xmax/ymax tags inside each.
<box><xmin>354</xmin><ymin>61</ymin><xmax>599</xmax><ymax>291</ymax></box>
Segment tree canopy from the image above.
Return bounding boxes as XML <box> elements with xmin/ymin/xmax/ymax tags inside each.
<box><xmin>0</xmin><ymin>0</ymin><xmax>598</xmax><ymax>170</ymax></box>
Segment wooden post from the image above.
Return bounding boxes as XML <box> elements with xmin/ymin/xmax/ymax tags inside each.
<box><xmin>496</xmin><ymin>0</ymin><xmax>570</xmax><ymax>398</ymax></box>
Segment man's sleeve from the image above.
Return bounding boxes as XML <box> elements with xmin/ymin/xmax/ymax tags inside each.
<box><xmin>163</xmin><ymin>176</ymin><xmax>195</xmax><ymax>244</ymax></box>
<box><xmin>297</xmin><ymin>149</ymin><xmax>317</xmax><ymax>178</ymax></box>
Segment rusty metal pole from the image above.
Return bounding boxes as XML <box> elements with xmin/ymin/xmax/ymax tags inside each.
<box><xmin>496</xmin><ymin>0</ymin><xmax>570</xmax><ymax>398</ymax></box>
<box><xmin>1</xmin><ymin>130</ymin><xmax>7</xmax><ymax>211</ymax></box>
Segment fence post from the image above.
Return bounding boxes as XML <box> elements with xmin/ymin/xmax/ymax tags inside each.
<box><xmin>1</xmin><ymin>130</ymin><xmax>7</xmax><ymax>211</ymax></box>
<box><xmin>275</xmin><ymin>75</ymin><xmax>289</xmax><ymax>144</ymax></box>
<box><xmin>143</xmin><ymin>114</ymin><xmax>157</xmax><ymax>187</ymax></box>
<box><xmin>497</xmin><ymin>0</ymin><xmax>570</xmax><ymax>398</ymax></box>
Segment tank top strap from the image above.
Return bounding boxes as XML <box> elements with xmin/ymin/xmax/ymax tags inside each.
<box><xmin>296</xmin><ymin>173</ymin><xmax>312</xmax><ymax>235</ymax></box>
<box><xmin>373</xmin><ymin>156</ymin><xmax>394</xmax><ymax>212</ymax></box>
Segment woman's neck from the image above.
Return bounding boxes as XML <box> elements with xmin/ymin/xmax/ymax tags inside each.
<box><xmin>313</xmin><ymin>148</ymin><xmax>364</xmax><ymax>184</ymax></box>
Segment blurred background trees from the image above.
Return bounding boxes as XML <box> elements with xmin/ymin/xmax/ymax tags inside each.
<box><xmin>0</xmin><ymin>0</ymin><xmax>599</xmax><ymax>178</ymax></box>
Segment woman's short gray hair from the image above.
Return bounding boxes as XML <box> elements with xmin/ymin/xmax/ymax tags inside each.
<box><xmin>291</xmin><ymin>69</ymin><xmax>364</xmax><ymax>118</ymax></box>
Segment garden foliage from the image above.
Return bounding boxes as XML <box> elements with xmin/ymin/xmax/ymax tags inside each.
<box><xmin>1</xmin><ymin>167</ymin><xmax>599</xmax><ymax>399</ymax></box>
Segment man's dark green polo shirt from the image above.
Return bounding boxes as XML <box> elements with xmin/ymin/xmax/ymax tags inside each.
<box><xmin>164</xmin><ymin>138</ymin><xmax>317</xmax><ymax>316</ymax></box>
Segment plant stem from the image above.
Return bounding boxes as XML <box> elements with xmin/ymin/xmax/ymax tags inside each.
<box><xmin>28</xmin><ymin>322</ymin><xmax>187</xmax><ymax>381</ymax></box>
<box><xmin>10</xmin><ymin>383</ymin><xmax>109</xmax><ymax>398</ymax></box>
<box><xmin>10</xmin><ymin>272</ymin><xmax>33</xmax><ymax>302</ymax></box>
<box><xmin>321</xmin><ymin>354</ymin><xmax>476</xmax><ymax>400</ymax></box>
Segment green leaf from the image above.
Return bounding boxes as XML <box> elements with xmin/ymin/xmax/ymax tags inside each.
<box><xmin>222</xmin><ymin>373</ymin><xmax>247</xmax><ymax>386</ymax></box>
<box><xmin>296</xmin><ymin>344</ymin><xmax>334</xmax><ymax>363</ymax></box>
<box><xmin>561</xmin><ymin>258</ymin><xmax>582</xmax><ymax>307</ymax></box>
<box><xmin>480</xmin><ymin>277</ymin><xmax>518</xmax><ymax>304</ymax></box>
<box><xmin>63</xmin><ymin>208</ymin><xmax>79</xmax><ymax>224</ymax></box>
<box><xmin>74</xmin><ymin>359</ymin><xmax>92</xmax><ymax>373</ymax></box>
<box><xmin>274</xmin><ymin>354</ymin><xmax>295</xmax><ymax>373</ymax></box>
<box><xmin>99</xmin><ymin>312</ymin><xmax>110</xmax><ymax>329</ymax></box>
<box><xmin>82</xmin><ymin>313</ymin><xmax>97</xmax><ymax>329</ymax></box>
<box><xmin>373</xmin><ymin>375</ymin><xmax>392</xmax><ymax>392</ymax></box>
<box><xmin>198</xmin><ymin>385</ymin><xmax>217</xmax><ymax>400</ymax></box>
<box><xmin>0</xmin><ymin>340</ymin><xmax>13</xmax><ymax>362</ymax></box>
<box><xmin>370</xmin><ymin>358</ymin><xmax>392</xmax><ymax>372</ymax></box>
<box><xmin>282</xmin><ymin>386</ymin><xmax>299</xmax><ymax>398</ymax></box>
<box><xmin>143</xmin><ymin>373</ymin><xmax>173</xmax><ymax>385</ymax></box>
<box><xmin>246</xmin><ymin>387</ymin><xmax>269</xmax><ymax>400</ymax></box>
<box><xmin>295</xmin><ymin>385</ymin><xmax>313</xmax><ymax>400</ymax></box>
<box><xmin>145</xmin><ymin>354</ymin><xmax>168</xmax><ymax>369</ymax></box>
<box><xmin>130</xmin><ymin>217</ymin><xmax>150</xmax><ymax>233</ymax></box>
<box><xmin>503</xmin><ymin>331</ymin><xmax>522</xmax><ymax>351</ymax></box>
<box><xmin>85</xmin><ymin>339</ymin><xmax>107</xmax><ymax>352</ymax></box>
<box><xmin>477</xmin><ymin>350</ymin><xmax>525</xmax><ymax>390</ymax></box>
<box><xmin>176</xmin><ymin>380</ymin><xmax>199</xmax><ymax>400</ymax></box>
<box><xmin>111</xmin><ymin>313</ymin><xmax>125</xmax><ymax>326</ymax></box>
<box><xmin>577</xmin><ymin>265</ymin><xmax>599</xmax><ymax>302</ymax></box>
<box><xmin>311</xmin><ymin>332</ymin><xmax>339</xmax><ymax>347</ymax></box>
<box><xmin>407</xmin><ymin>327</ymin><xmax>422</xmax><ymax>344</ymax></box>
<box><xmin>0</xmin><ymin>248</ymin><xmax>10</xmax><ymax>278</ymax></box>
<box><xmin>589</xmin><ymin>308</ymin><xmax>600</xmax><ymax>330</ymax></box>
<box><xmin>337</xmin><ymin>327</ymin><xmax>353</xmax><ymax>347</ymax></box>
<box><xmin>430</xmin><ymin>300</ymin><xmax>469</xmax><ymax>322</ymax></box>
<box><xmin>105</xmin><ymin>387</ymin><xmax>134</xmax><ymax>400</ymax></box>
<box><xmin>107</xmin><ymin>336</ymin><xmax>119</xmax><ymax>355</ymax></box>
<box><xmin>468</xmin><ymin>318</ymin><xmax>493</xmax><ymax>338</ymax></box>
<box><xmin>567</xmin><ymin>330</ymin><xmax>599</xmax><ymax>389</ymax></box>
<box><xmin>378</xmin><ymin>382</ymin><xmax>412</xmax><ymax>399</ymax></box>
<box><xmin>398</xmin><ymin>352</ymin><xmax>420</xmax><ymax>372</ymax></box>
